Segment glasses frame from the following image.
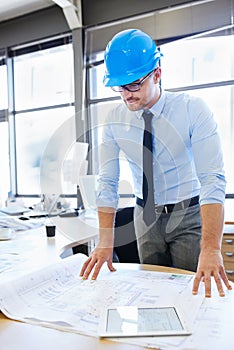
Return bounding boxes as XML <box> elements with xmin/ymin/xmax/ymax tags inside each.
<box><xmin>111</xmin><ymin>70</ymin><xmax>155</xmax><ymax>93</ymax></box>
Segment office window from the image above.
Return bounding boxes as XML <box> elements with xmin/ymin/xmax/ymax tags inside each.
<box><xmin>161</xmin><ymin>36</ymin><xmax>234</xmax><ymax>89</ymax></box>
<box><xmin>14</xmin><ymin>44</ymin><xmax>74</xmax><ymax>110</ymax></box>
<box><xmin>0</xmin><ymin>63</ymin><xmax>8</xmax><ymax>110</ymax></box>
<box><xmin>90</xmin><ymin>101</ymin><xmax>134</xmax><ymax>200</ymax></box>
<box><xmin>0</xmin><ymin>121</ymin><xmax>10</xmax><ymax>203</ymax></box>
<box><xmin>15</xmin><ymin>106</ymin><xmax>75</xmax><ymax>195</ymax></box>
<box><xmin>184</xmin><ymin>86</ymin><xmax>234</xmax><ymax>194</ymax></box>
<box><xmin>89</xmin><ymin>57</ymin><xmax>116</xmax><ymax>100</ymax></box>
<box><xmin>9</xmin><ymin>40</ymin><xmax>75</xmax><ymax>196</ymax></box>
<box><xmin>161</xmin><ymin>34</ymin><xmax>234</xmax><ymax>193</ymax></box>
<box><xmin>0</xmin><ymin>61</ymin><xmax>10</xmax><ymax>203</ymax></box>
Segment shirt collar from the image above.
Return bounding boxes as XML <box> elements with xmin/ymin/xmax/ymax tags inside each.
<box><xmin>135</xmin><ymin>89</ymin><xmax>165</xmax><ymax>119</ymax></box>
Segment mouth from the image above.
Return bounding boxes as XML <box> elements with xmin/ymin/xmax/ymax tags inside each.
<box><xmin>125</xmin><ymin>97</ymin><xmax>139</xmax><ymax>105</ymax></box>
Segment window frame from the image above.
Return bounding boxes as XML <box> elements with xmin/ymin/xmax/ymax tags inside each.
<box><xmin>6</xmin><ymin>35</ymin><xmax>77</xmax><ymax>198</ymax></box>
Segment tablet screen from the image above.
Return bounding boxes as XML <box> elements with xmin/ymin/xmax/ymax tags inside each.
<box><xmin>99</xmin><ymin>306</ymin><xmax>191</xmax><ymax>337</ymax></box>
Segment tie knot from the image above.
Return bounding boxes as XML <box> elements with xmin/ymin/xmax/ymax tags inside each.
<box><xmin>142</xmin><ymin>110</ymin><xmax>153</xmax><ymax>131</ymax></box>
<box><xmin>142</xmin><ymin>109</ymin><xmax>153</xmax><ymax>118</ymax></box>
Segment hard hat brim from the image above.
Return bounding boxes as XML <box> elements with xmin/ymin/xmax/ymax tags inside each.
<box><xmin>103</xmin><ymin>53</ymin><xmax>162</xmax><ymax>87</ymax></box>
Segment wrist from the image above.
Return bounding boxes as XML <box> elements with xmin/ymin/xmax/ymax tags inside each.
<box><xmin>200</xmin><ymin>246</ymin><xmax>221</xmax><ymax>257</ymax></box>
<box><xmin>201</xmin><ymin>239</ymin><xmax>221</xmax><ymax>250</ymax></box>
<box><xmin>98</xmin><ymin>233</ymin><xmax>114</xmax><ymax>248</ymax></box>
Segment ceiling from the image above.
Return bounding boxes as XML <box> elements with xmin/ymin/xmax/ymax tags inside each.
<box><xmin>0</xmin><ymin>0</ymin><xmax>54</xmax><ymax>23</ymax></box>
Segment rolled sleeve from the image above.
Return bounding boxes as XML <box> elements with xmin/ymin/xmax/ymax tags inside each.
<box><xmin>96</xmin><ymin>123</ymin><xmax>120</xmax><ymax>209</ymax></box>
<box><xmin>190</xmin><ymin>97</ymin><xmax>226</xmax><ymax>205</ymax></box>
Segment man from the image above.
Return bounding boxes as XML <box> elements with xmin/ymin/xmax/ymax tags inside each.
<box><xmin>80</xmin><ymin>28</ymin><xmax>232</xmax><ymax>297</ymax></box>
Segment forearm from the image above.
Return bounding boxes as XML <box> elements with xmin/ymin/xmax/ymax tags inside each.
<box><xmin>79</xmin><ymin>206</ymin><xmax>117</xmax><ymax>279</ymax></box>
<box><xmin>200</xmin><ymin>203</ymin><xmax>224</xmax><ymax>251</ymax></box>
<box><xmin>97</xmin><ymin>206</ymin><xmax>116</xmax><ymax>248</ymax></box>
<box><xmin>193</xmin><ymin>202</ymin><xmax>232</xmax><ymax>296</ymax></box>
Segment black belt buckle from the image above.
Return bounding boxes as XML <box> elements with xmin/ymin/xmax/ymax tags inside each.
<box><xmin>155</xmin><ymin>204</ymin><xmax>173</xmax><ymax>214</ymax></box>
<box><xmin>136</xmin><ymin>195</ymin><xmax>199</xmax><ymax>214</ymax></box>
<box><xmin>158</xmin><ymin>196</ymin><xmax>199</xmax><ymax>214</ymax></box>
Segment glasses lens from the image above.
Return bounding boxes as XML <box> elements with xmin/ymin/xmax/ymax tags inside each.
<box><xmin>110</xmin><ymin>71</ymin><xmax>154</xmax><ymax>93</ymax></box>
<box><xmin>126</xmin><ymin>84</ymin><xmax>140</xmax><ymax>92</ymax></box>
<box><xmin>111</xmin><ymin>84</ymin><xmax>140</xmax><ymax>92</ymax></box>
<box><xmin>111</xmin><ymin>86</ymin><xmax>123</xmax><ymax>92</ymax></box>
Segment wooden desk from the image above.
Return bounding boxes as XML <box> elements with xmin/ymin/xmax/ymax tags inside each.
<box><xmin>0</xmin><ymin>271</ymin><xmax>191</xmax><ymax>350</ymax></box>
<box><xmin>0</xmin><ymin>313</ymin><xmax>141</xmax><ymax>350</ymax></box>
<box><xmin>0</xmin><ymin>219</ymin><xmax>192</xmax><ymax>350</ymax></box>
<box><xmin>0</xmin><ymin>218</ymin><xmax>233</xmax><ymax>350</ymax></box>
<box><xmin>0</xmin><ymin>263</ymin><xmax>191</xmax><ymax>350</ymax></box>
<box><xmin>0</xmin><ymin>214</ymin><xmax>99</xmax><ymax>284</ymax></box>
<box><xmin>0</xmin><ymin>226</ymin><xmax>188</xmax><ymax>350</ymax></box>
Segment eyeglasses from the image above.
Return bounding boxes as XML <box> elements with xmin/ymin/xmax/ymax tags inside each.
<box><xmin>111</xmin><ymin>70</ymin><xmax>154</xmax><ymax>93</ymax></box>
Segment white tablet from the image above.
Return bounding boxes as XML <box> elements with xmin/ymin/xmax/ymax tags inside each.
<box><xmin>98</xmin><ymin>306</ymin><xmax>191</xmax><ymax>338</ymax></box>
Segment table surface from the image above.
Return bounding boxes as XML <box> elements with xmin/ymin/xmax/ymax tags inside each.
<box><xmin>0</xmin><ymin>213</ymin><xmax>233</xmax><ymax>350</ymax></box>
<box><xmin>0</xmin><ymin>213</ymin><xmax>195</xmax><ymax>350</ymax></box>
<box><xmin>0</xmin><ymin>263</ymin><xmax>192</xmax><ymax>350</ymax></box>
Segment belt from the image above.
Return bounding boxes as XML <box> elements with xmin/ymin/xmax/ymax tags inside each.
<box><xmin>136</xmin><ymin>195</ymin><xmax>199</xmax><ymax>214</ymax></box>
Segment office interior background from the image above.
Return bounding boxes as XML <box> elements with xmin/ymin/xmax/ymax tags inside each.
<box><xmin>0</xmin><ymin>0</ymin><xmax>233</xmax><ymax>212</ymax></box>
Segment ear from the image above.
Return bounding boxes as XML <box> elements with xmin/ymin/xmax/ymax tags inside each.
<box><xmin>153</xmin><ymin>67</ymin><xmax>161</xmax><ymax>83</ymax></box>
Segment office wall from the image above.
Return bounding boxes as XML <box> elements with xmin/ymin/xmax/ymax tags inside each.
<box><xmin>81</xmin><ymin>0</ymin><xmax>196</xmax><ymax>26</ymax></box>
<box><xmin>0</xmin><ymin>1</ymin><xmax>232</xmax><ymax>52</ymax></box>
<box><xmin>0</xmin><ymin>6</ymin><xmax>69</xmax><ymax>49</ymax></box>
<box><xmin>84</xmin><ymin>0</ymin><xmax>233</xmax><ymax>55</ymax></box>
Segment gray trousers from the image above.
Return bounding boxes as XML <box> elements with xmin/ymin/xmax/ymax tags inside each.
<box><xmin>134</xmin><ymin>203</ymin><xmax>202</xmax><ymax>272</ymax></box>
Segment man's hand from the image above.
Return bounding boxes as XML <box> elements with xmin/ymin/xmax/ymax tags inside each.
<box><xmin>80</xmin><ymin>206</ymin><xmax>116</xmax><ymax>280</ymax></box>
<box><xmin>79</xmin><ymin>246</ymin><xmax>116</xmax><ymax>280</ymax></box>
<box><xmin>192</xmin><ymin>248</ymin><xmax>232</xmax><ymax>297</ymax></box>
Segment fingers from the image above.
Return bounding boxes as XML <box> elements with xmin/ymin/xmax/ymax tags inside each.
<box><xmin>204</xmin><ymin>276</ymin><xmax>212</xmax><ymax>298</ymax></box>
<box><xmin>80</xmin><ymin>254</ymin><xmax>116</xmax><ymax>280</ymax></box>
<box><xmin>192</xmin><ymin>269</ymin><xmax>232</xmax><ymax>297</ymax></box>
<box><xmin>79</xmin><ymin>256</ymin><xmax>92</xmax><ymax>277</ymax></box>
<box><xmin>219</xmin><ymin>268</ymin><xmax>233</xmax><ymax>291</ymax></box>
<box><xmin>192</xmin><ymin>272</ymin><xmax>202</xmax><ymax>296</ymax></box>
<box><xmin>90</xmin><ymin>260</ymin><xmax>106</xmax><ymax>280</ymax></box>
<box><xmin>80</xmin><ymin>255</ymin><xmax>101</xmax><ymax>280</ymax></box>
<box><xmin>107</xmin><ymin>260</ymin><xmax>117</xmax><ymax>272</ymax></box>
<box><xmin>213</xmin><ymin>272</ymin><xmax>225</xmax><ymax>297</ymax></box>
<box><xmin>192</xmin><ymin>273</ymin><xmax>213</xmax><ymax>298</ymax></box>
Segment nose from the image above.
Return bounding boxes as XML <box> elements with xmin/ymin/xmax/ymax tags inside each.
<box><xmin>121</xmin><ymin>88</ymin><xmax>133</xmax><ymax>97</ymax></box>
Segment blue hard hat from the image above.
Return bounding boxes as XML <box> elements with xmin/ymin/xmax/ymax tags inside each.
<box><xmin>103</xmin><ymin>29</ymin><xmax>163</xmax><ymax>87</ymax></box>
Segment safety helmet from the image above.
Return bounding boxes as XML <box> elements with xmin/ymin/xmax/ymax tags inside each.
<box><xmin>103</xmin><ymin>29</ymin><xmax>163</xmax><ymax>87</ymax></box>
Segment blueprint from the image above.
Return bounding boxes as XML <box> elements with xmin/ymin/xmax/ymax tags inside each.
<box><xmin>0</xmin><ymin>253</ymin><xmax>233</xmax><ymax>349</ymax></box>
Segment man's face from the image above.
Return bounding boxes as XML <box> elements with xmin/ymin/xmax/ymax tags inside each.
<box><xmin>120</xmin><ymin>68</ymin><xmax>161</xmax><ymax>111</ymax></box>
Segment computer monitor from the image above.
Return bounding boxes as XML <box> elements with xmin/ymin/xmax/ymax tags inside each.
<box><xmin>78</xmin><ymin>175</ymin><xmax>98</xmax><ymax>210</ymax></box>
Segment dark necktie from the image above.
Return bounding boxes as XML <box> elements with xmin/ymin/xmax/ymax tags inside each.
<box><xmin>142</xmin><ymin>110</ymin><xmax>156</xmax><ymax>226</ymax></box>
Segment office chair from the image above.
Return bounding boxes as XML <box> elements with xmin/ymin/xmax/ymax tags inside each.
<box><xmin>113</xmin><ymin>206</ymin><xmax>140</xmax><ymax>263</ymax></box>
<box><xmin>72</xmin><ymin>206</ymin><xmax>140</xmax><ymax>264</ymax></box>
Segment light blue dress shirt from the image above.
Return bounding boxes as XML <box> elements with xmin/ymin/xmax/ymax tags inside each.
<box><xmin>96</xmin><ymin>90</ymin><xmax>226</xmax><ymax>209</ymax></box>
